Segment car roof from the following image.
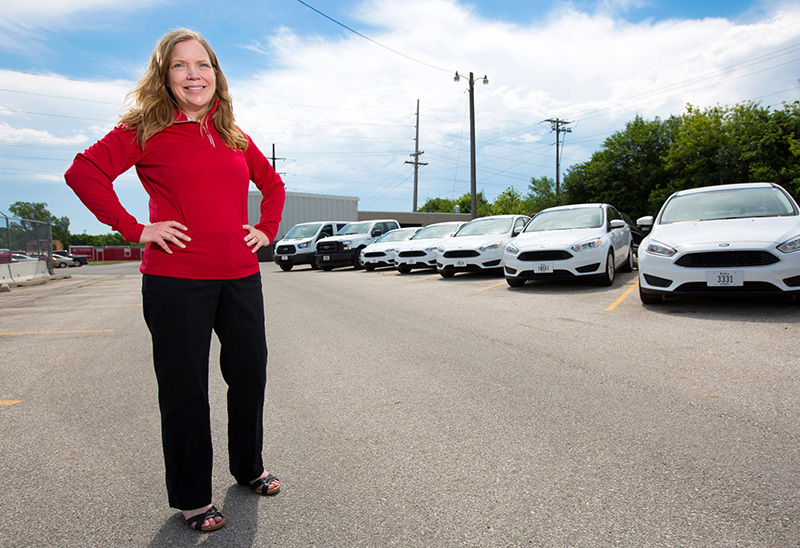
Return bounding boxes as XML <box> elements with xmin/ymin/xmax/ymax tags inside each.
<box><xmin>672</xmin><ymin>182</ymin><xmax>777</xmax><ymax>197</ymax></box>
<box><xmin>540</xmin><ymin>203</ymin><xmax>605</xmax><ymax>213</ymax></box>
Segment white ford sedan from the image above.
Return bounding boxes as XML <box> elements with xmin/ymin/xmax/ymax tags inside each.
<box><xmin>503</xmin><ymin>203</ymin><xmax>633</xmax><ymax>288</ymax></box>
<box><xmin>394</xmin><ymin>221</ymin><xmax>465</xmax><ymax>274</ymax></box>
<box><xmin>436</xmin><ymin>215</ymin><xmax>529</xmax><ymax>278</ymax></box>
<box><xmin>360</xmin><ymin>227</ymin><xmax>420</xmax><ymax>271</ymax></box>
<box><xmin>637</xmin><ymin>182</ymin><xmax>800</xmax><ymax>304</ymax></box>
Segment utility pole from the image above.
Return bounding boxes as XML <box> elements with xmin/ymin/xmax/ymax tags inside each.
<box><xmin>544</xmin><ymin>119</ymin><xmax>572</xmax><ymax>202</ymax></box>
<box><xmin>404</xmin><ymin>99</ymin><xmax>427</xmax><ymax>212</ymax></box>
<box><xmin>455</xmin><ymin>72</ymin><xmax>489</xmax><ymax>219</ymax></box>
<box><xmin>271</xmin><ymin>144</ymin><xmax>286</xmax><ymax>176</ymax></box>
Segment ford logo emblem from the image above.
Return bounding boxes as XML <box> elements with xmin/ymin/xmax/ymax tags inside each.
<box><xmin>719</xmin><ymin>243</ymin><xmax>731</xmax><ymax>247</ymax></box>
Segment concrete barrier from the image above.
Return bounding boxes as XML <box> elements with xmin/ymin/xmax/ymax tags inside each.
<box><xmin>0</xmin><ymin>260</ymin><xmax>49</xmax><ymax>283</ymax></box>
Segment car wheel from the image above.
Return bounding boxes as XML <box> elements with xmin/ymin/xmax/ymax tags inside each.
<box><xmin>364</xmin><ymin>264</ymin><xmax>376</xmax><ymax>271</ymax></box>
<box><xmin>597</xmin><ymin>250</ymin><xmax>615</xmax><ymax>286</ymax></box>
<box><xmin>397</xmin><ymin>265</ymin><xmax>411</xmax><ymax>274</ymax></box>
<box><xmin>310</xmin><ymin>257</ymin><xmax>319</xmax><ymax>270</ymax></box>
<box><xmin>506</xmin><ymin>276</ymin><xmax>525</xmax><ymax>288</ymax></box>
<box><xmin>639</xmin><ymin>284</ymin><xmax>663</xmax><ymax>305</ymax></box>
<box><xmin>619</xmin><ymin>247</ymin><xmax>634</xmax><ymax>273</ymax></box>
<box><xmin>439</xmin><ymin>270</ymin><xmax>455</xmax><ymax>278</ymax></box>
<box><xmin>279</xmin><ymin>264</ymin><xmax>293</xmax><ymax>272</ymax></box>
<box><xmin>58</xmin><ymin>262</ymin><xmax>67</xmax><ymax>268</ymax></box>
<box><xmin>321</xmin><ymin>266</ymin><xmax>333</xmax><ymax>271</ymax></box>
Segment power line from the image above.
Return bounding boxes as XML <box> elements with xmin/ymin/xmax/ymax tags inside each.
<box><xmin>294</xmin><ymin>0</ymin><xmax>452</xmax><ymax>73</ymax></box>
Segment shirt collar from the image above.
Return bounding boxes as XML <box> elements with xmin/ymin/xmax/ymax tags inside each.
<box><xmin>173</xmin><ymin>98</ymin><xmax>220</xmax><ymax>123</ymax></box>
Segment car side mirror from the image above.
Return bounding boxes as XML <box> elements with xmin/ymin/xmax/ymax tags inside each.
<box><xmin>318</xmin><ymin>233</ymin><xmax>330</xmax><ymax>240</ymax></box>
<box><xmin>609</xmin><ymin>219</ymin><xmax>625</xmax><ymax>230</ymax></box>
<box><xmin>371</xmin><ymin>230</ymin><xmax>383</xmax><ymax>237</ymax></box>
<box><xmin>637</xmin><ymin>216</ymin><xmax>654</xmax><ymax>233</ymax></box>
<box><xmin>513</xmin><ymin>226</ymin><xmax>523</xmax><ymax>236</ymax></box>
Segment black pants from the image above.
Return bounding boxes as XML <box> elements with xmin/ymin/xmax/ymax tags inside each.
<box><xmin>142</xmin><ymin>273</ymin><xmax>268</xmax><ymax>510</ymax></box>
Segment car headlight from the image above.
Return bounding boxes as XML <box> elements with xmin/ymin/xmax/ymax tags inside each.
<box><xmin>425</xmin><ymin>246</ymin><xmax>438</xmax><ymax>253</ymax></box>
<box><xmin>571</xmin><ymin>239</ymin><xmax>601</xmax><ymax>253</ymax></box>
<box><xmin>297</xmin><ymin>241</ymin><xmax>311</xmax><ymax>249</ymax></box>
<box><xmin>436</xmin><ymin>245</ymin><xmax>445</xmax><ymax>253</ymax></box>
<box><xmin>385</xmin><ymin>248</ymin><xmax>397</xmax><ymax>254</ymax></box>
<box><xmin>506</xmin><ymin>243</ymin><xmax>520</xmax><ymax>255</ymax></box>
<box><xmin>479</xmin><ymin>242</ymin><xmax>502</xmax><ymax>252</ymax></box>
<box><xmin>777</xmin><ymin>235</ymin><xmax>800</xmax><ymax>253</ymax></box>
<box><xmin>342</xmin><ymin>240</ymin><xmax>352</xmax><ymax>250</ymax></box>
<box><xmin>644</xmin><ymin>239</ymin><xmax>677</xmax><ymax>257</ymax></box>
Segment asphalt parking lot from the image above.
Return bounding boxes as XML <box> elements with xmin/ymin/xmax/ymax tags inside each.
<box><xmin>1</xmin><ymin>261</ymin><xmax>799</xmax><ymax>548</ymax></box>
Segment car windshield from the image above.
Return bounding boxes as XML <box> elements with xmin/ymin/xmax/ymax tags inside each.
<box><xmin>338</xmin><ymin>222</ymin><xmax>372</xmax><ymax>235</ymax></box>
<box><xmin>456</xmin><ymin>218</ymin><xmax>513</xmax><ymax>236</ymax></box>
<box><xmin>524</xmin><ymin>208</ymin><xmax>603</xmax><ymax>232</ymax></box>
<box><xmin>376</xmin><ymin>229</ymin><xmax>417</xmax><ymax>242</ymax></box>
<box><xmin>659</xmin><ymin>186</ymin><xmax>797</xmax><ymax>224</ymax></box>
<box><xmin>284</xmin><ymin>223</ymin><xmax>323</xmax><ymax>239</ymax></box>
<box><xmin>412</xmin><ymin>224</ymin><xmax>460</xmax><ymax>239</ymax></box>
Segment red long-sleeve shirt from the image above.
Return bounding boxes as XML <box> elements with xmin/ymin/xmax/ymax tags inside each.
<box><xmin>65</xmin><ymin>102</ymin><xmax>285</xmax><ymax>280</ymax></box>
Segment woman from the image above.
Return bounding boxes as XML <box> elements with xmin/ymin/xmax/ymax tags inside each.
<box><xmin>65</xmin><ymin>29</ymin><xmax>286</xmax><ymax>532</ymax></box>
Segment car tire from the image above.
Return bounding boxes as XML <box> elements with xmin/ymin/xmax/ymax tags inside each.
<box><xmin>619</xmin><ymin>247</ymin><xmax>634</xmax><ymax>273</ymax></box>
<box><xmin>506</xmin><ymin>276</ymin><xmax>525</xmax><ymax>288</ymax></box>
<box><xmin>397</xmin><ymin>265</ymin><xmax>412</xmax><ymax>274</ymax></box>
<box><xmin>639</xmin><ymin>285</ymin><xmax>663</xmax><ymax>304</ymax></box>
<box><xmin>279</xmin><ymin>264</ymin><xmax>293</xmax><ymax>272</ymax></box>
<box><xmin>364</xmin><ymin>264</ymin><xmax>376</xmax><ymax>271</ymax></box>
<box><xmin>439</xmin><ymin>270</ymin><xmax>455</xmax><ymax>278</ymax></box>
<box><xmin>321</xmin><ymin>266</ymin><xmax>333</xmax><ymax>271</ymax></box>
<box><xmin>310</xmin><ymin>257</ymin><xmax>319</xmax><ymax>270</ymax></box>
<box><xmin>58</xmin><ymin>262</ymin><xmax>67</xmax><ymax>268</ymax></box>
<box><xmin>598</xmin><ymin>250</ymin><xmax>615</xmax><ymax>286</ymax></box>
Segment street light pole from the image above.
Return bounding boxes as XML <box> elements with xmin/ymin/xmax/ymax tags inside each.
<box><xmin>455</xmin><ymin>71</ymin><xmax>488</xmax><ymax>219</ymax></box>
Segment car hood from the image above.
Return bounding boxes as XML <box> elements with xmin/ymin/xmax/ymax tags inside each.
<box><xmin>513</xmin><ymin>228</ymin><xmax>604</xmax><ymax>248</ymax></box>
<box><xmin>319</xmin><ymin>234</ymin><xmax>368</xmax><ymax>243</ymax></box>
<box><xmin>363</xmin><ymin>241</ymin><xmax>400</xmax><ymax>252</ymax></box>
<box><xmin>647</xmin><ymin>217</ymin><xmax>800</xmax><ymax>249</ymax></box>
<box><xmin>441</xmin><ymin>234</ymin><xmax>510</xmax><ymax>249</ymax></box>
<box><xmin>397</xmin><ymin>236</ymin><xmax>451</xmax><ymax>251</ymax></box>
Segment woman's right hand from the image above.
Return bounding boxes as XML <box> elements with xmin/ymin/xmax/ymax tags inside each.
<box><xmin>140</xmin><ymin>221</ymin><xmax>191</xmax><ymax>254</ymax></box>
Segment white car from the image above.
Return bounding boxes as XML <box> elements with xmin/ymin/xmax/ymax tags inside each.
<box><xmin>637</xmin><ymin>182</ymin><xmax>800</xmax><ymax>304</ymax></box>
<box><xmin>394</xmin><ymin>221</ymin><xmax>466</xmax><ymax>274</ymax></box>
<box><xmin>504</xmin><ymin>203</ymin><xmax>634</xmax><ymax>288</ymax></box>
<box><xmin>360</xmin><ymin>227</ymin><xmax>420</xmax><ymax>270</ymax></box>
<box><xmin>274</xmin><ymin>221</ymin><xmax>349</xmax><ymax>271</ymax></box>
<box><xmin>436</xmin><ymin>215</ymin><xmax>529</xmax><ymax>278</ymax></box>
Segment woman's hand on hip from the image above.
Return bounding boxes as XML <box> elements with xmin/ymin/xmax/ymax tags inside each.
<box><xmin>243</xmin><ymin>224</ymin><xmax>269</xmax><ymax>253</ymax></box>
<box><xmin>140</xmin><ymin>221</ymin><xmax>191</xmax><ymax>254</ymax></box>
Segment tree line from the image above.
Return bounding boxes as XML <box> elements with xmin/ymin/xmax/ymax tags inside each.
<box><xmin>421</xmin><ymin>100</ymin><xmax>800</xmax><ymax>220</ymax></box>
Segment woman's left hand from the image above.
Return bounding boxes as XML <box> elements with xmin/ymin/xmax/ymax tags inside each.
<box><xmin>243</xmin><ymin>224</ymin><xmax>270</xmax><ymax>253</ymax></box>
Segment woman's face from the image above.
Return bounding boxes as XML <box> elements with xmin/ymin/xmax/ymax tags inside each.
<box><xmin>166</xmin><ymin>39</ymin><xmax>216</xmax><ymax>119</ymax></box>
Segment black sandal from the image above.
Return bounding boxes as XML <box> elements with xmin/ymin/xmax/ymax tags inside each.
<box><xmin>185</xmin><ymin>505</ymin><xmax>225</xmax><ymax>532</ymax></box>
<box><xmin>249</xmin><ymin>472</ymin><xmax>280</xmax><ymax>495</ymax></box>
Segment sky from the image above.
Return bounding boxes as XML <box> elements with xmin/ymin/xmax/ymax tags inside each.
<box><xmin>1</xmin><ymin>0</ymin><xmax>799</xmax><ymax>235</ymax></box>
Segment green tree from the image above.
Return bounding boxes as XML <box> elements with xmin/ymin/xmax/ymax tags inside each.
<box><xmin>524</xmin><ymin>176</ymin><xmax>558</xmax><ymax>213</ymax></box>
<box><xmin>491</xmin><ymin>187</ymin><xmax>526</xmax><ymax>215</ymax></box>
<box><xmin>8</xmin><ymin>201</ymin><xmax>71</xmax><ymax>248</ymax></box>
<box><xmin>455</xmin><ymin>192</ymin><xmax>492</xmax><ymax>217</ymax></box>
<box><xmin>418</xmin><ymin>197</ymin><xmax>457</xmax><ymax>213</ymax></box>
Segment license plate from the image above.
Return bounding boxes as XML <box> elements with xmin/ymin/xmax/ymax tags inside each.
<box><xmin>404</xmin><ymin>258</ymin><xmax>416</xmax><ymax>264</ymax></box>
<box><xmin>707</xmin><ymin>270</ymin><xmax>743</xmax><ymax>287</ymax></box>
<box><xmin>534</xmin><ymin>263</ymin><xmax>554</xmax><ymax>273</ymax></box>
<box><xmin>322</xmin><ymin>255</ymin><xmax>330</xmax><ymax>261</ymax></box>
<box><xmin>455</xmin><ymin>259</ymin><xmax>466</xmax><ymax>267</ymax></box>
<box><xmin>280</xmin><ymin>255</ymin><xmax>288</xmax><ymax>261</ymax></box>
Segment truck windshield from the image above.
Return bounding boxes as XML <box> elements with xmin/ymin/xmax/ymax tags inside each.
<box><xmin>338</xmin><ymin>222</ymin><xmax>372</xmax><ymax>235</ymax></box>
<box><xmin>284</xmin><ymin>223</ymin><xmax>323</xmax><ymax>239</ymax></box>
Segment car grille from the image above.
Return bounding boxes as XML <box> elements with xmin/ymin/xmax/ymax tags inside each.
<box><xmin>276</xmin><ymin>245</ymin><xmax>296</xmax><ymax>254</ymax></box>
<box><xmin>363</xmin><ymin>252</ymin><xmax>386</xmax><ymax>258</ymax></box>
<box><xmin>675</xmin><ymin>251</ymin><xmax>779</xmax><ymax>268</ymax></box>
<box><xmin>317</xmin><ymin>241</ymin><xmax>342</xmax><ymax>253</ymax></box>
<box><xmin>518</xmin><ymin>250</ymin><xmax>573</xmax><ymax>261</ymax></box>
<box><xmin>398</xmin><ymin>250</ymin><xmax>426</xmax><ymax>258</ymax></box>
<box><xmin>443</xmin><ymin>250</ymin><xmax>480</xmax><ymax>258</ymax></box>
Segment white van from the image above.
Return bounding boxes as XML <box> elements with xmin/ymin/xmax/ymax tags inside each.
<box><xmin>274</xmin><ymin>221</ymin><xmax>350</xmax><ymax>271</ymax></box>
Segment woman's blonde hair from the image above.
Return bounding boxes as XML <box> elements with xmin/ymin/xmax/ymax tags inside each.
<box><xmin>119</xmin><ymin>29</ymin><xmax>248</xmax><ymax>151</ymax></box>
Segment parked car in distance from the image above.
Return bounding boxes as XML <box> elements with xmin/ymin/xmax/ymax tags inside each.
<box><xmin>360</xmin><ymin>227</ymin><xmax>420</xmax><ymax>271</ymax></box>
<box><xmin>637</xmin><ymin>182</ymin><xmax>800</xmax><ymax>304</ymax></box>
<box><xmin>52</xmin><ymin>254</ymin><xmax>74</xmax><ymax>268</ymax></box>
<box><xmin>274</xmin><ymin>221</ymin><xmax>350</xmax><ymax>271</ymax></box>
<box><xmin>53</xmin><ymin>250</ymin><xmax>87</xmax><ymax>266</ymax></box>
<box><xmin>436</xmin><ymin>215</ymin><xmax>529</xmax><ymax>278</ymax></box>
<box><xmin>395</xmin><ymin>221</ymin><xmax>466</xmax><ymax>273</ymax></box>
<box><xmin>504</xmin><ymin>203</ymin><xmax>633</xmax><ymax>288</ymax></box>
<box><xmin>11</xmin><ymin>253</ymin><xmax>37</xmax><ymax>262</ymax></box>
<box><xmin>315</xmin><ymin>219</ymin><xmax>400</xmax><ymax>270</ymax></box>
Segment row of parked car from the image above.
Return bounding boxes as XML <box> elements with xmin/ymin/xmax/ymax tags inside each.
<box><xmin>273</xmin><ymin>182</ymin><xmax>800</xmax><ymax>304</ymax></box>
<box><xmin>2</xmin><ymin>250</ymin><xmax>89</xmax><ymax>268</ymax></box>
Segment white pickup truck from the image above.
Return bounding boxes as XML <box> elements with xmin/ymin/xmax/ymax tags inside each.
<box><xmin>314</xmin><ymin>219</ymin><xmax>400</xmax><ymax>270</ymax></box>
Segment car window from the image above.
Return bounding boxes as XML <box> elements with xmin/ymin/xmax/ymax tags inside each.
<box><xmin>514</xmin><ymin>217</ymin><xmax>526</xmax><ymax>232</ymax></box>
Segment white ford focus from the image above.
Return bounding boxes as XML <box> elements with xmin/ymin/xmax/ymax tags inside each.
<box><xmin>436</xmin><ymin>215</ymin><xmax>529</xmax><ymax>278</ymax></box>
<box><xmin>503</xmin><ymin>203</ymin><xmax>633</xmax><ymax>288</ymax></box>
<box><xmin>637</xmin><ymin>182</ymin><xmax>800</xmax><ymax>304</ymax></box>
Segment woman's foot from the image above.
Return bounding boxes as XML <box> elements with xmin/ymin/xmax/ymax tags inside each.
<box><xmin>249</xmin><ymin>471</ymin><xmax>280</xmax><ymax>495</ymax></box>
<box><xmin>183</xmin><ymin>504</ymin><xmax>225</xmax><ymax>531</ymax></box>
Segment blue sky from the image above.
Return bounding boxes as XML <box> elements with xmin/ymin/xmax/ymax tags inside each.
<box><xmin>1</xmin><ymin>0</ymin><xmax>799</xmax><ymax>234</ymax></box>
